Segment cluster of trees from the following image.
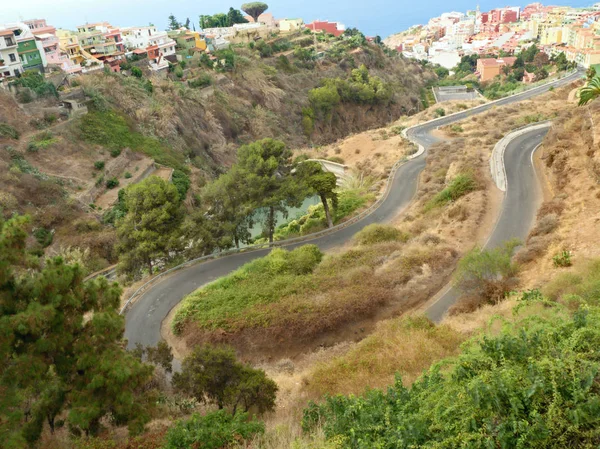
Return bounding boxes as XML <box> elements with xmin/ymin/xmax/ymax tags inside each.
<box><xmin>199</xmin><ymin>7</ymin><xmax>248</xmax><ymax>29</ymax></box>
<box><xmin>168</xmin><ymin>14</ymin><xmax>192</xmax><ymax>30</ymax></box>
<box><xmin>501</xmin><ymin>45</ymin><xmax>550</xmax><ymax>82</ymax></box>
<box><xmin>0</xmin><ymin>215</ymin><xmax>279</xmax><ymax>446</ymax></box>
<box><xmin>0</xmin><ymin>215</ymin><xmax>155</xmax><ymax>446</ymax></box>
<box><xmin>113</xmin><ymin>139</ymin><xmax>337</xmax><ymax>278</ymax></box>
<box><xmin>195</xmin><ymin>3</ymin><xmax>268</xmax><ymax>29</ymax></box>
<box><xmin>303</xmin><ymin>64</ymin><xmax>392</xmax><ymax>134</ymax></box>
<box><xmin>446</xmin><ymin>47</ymin><xmax>574</xmax><ymax>88</ymax></box>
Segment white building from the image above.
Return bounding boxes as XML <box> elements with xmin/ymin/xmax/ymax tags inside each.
<box><xmin>147</xmin><ymin>31</ymin><xmax>176</xmax><ymax>71</ymax></box>
<box><xmin>121</xmin><ymin>26</ymin><xmax>159</xmax><ymax>50</ymax></box>
<box><xmin>0</xmin><ymin>29</ymin><xmax>23</xmax><ymax>77</ymax></box>
<box><xmin>429</xmin><ymin>48</ymin><xmax>462</xmax><ymax>69</ymax></box>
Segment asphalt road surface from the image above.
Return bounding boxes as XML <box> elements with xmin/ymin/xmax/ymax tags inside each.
<box><xmin>124</xmin><ymin>69</ymin><xmax>583</xmax><ymax>349</ymax></box>
<box><xmin>426</xmin><ymin>127</ymin><xmax>548</xmax><ymax>322</ymax></box>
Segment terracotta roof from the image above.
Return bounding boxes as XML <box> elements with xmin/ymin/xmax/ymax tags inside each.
<box><xmin>478</xmin><ymin>58</ymin><xmax>501</xmax><ymax>66</ymax></box>
<box><xmin>0</xmin><ymin>30</ymin><xmax>14</xmax><ymax>37</ymax></box>
<box><xmin>132</xmin><ymin>48</ymin><xmax>147</xmax><ymax>54</ymax></box>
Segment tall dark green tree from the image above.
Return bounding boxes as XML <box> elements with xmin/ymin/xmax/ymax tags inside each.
<box><xmin>297</xmin><ymin>161</ymin><xmax>338</xmax><ymax>228</ymax></box>
<box><xmin>227</xmin><ymin>7</ymin><xmax>249</xmax><ymax>26</ymax></box>
<box><xmin>0</xmin><ymin>215</ymin><xmax>154</xmax><ymax>447</ymax></box>
<box><xmin>116</xmin><ymin>176</ymin><xmax>184</xmax><ymax>277</ymax></box>
<box><xmin>237</xmin><ymin>138</ymin><xmax>304</xmax><ymax>243</ymax></box>
<box><xmin>203</xmin><ymin>165</ymin><xmax>256</xmax><ymax>248</ymax></box>
<box><xmin>168</xmin><ymin>14</ymin><xmax>181</xmax><ymax>30</ymax></box>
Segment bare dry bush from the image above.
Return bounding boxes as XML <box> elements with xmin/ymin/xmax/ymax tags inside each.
<box><xmin>530</xmin><ymin>213</ymin><xmax>558</xmax><ymax>237</ymax></box>
<box><xmin>421</xmin><ymin>233</ymin><xmax>441</xmax><ymax>246</ymax></box>
<box><xmin>515</xmin><ymin>236</ymin><xmax>550</xmax><ymax>264</ymax></box>
<box><xmin>447</xmin><ymin>203</ymin><xmax>469</xmax><ymax>221</ymax></box>
<box><xmin>537</xmin><ymin>199</ymin><xmax>565</xmax><ymax>218</ymax></box>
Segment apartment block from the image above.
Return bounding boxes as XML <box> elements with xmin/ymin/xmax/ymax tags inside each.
<box><xmin>146</xmin><ymin>31</ymin><xmax>177</xmax><ymax>71</ymax></box>
<box><xmin>0</xmin><ymin>29</ymin><xmax>23</xmax><ymax>77</ymax></box>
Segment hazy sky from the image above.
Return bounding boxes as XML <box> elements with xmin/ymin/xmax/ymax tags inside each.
<box><xmin>3</xmin><ymin>0</ymin><xmax>591</xmax><ymax>38</ymax></box>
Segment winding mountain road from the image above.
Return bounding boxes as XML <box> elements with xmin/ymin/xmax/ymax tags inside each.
<box><xmin>426</xmin><ymin>126</ymin><xmax>548</xmax><ymax>321</ymax></box>
<box><xmin>124</xmin><ymin>69</ymin><xmax>583</xmax><ymax>349</ymax></box>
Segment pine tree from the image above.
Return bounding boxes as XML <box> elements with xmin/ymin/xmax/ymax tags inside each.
<box><xmin>0</xmin><ymin>215</ymin><xmax>155</xmax><ymax>447</ymax></box>
<box><xmin>236</xmin><ymin>139</ymin><xmax>304</xmax><ymax>243</ymax></box>
<box><xmin>296</xmin><ymin>161</ymin><xmax>338</xmax><ymax>228</ymax></box>
<box><xmin>116</xmin><ymin>176</ymin><xmax>184</xmax><ymax>277</ymax></box>
<box><xmin>168</xmin><ymin>14</ymin><xmax>181</xmax><ymax>30</ymax></box>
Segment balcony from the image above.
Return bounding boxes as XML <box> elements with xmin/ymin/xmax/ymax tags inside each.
<box><xmin>40</xmin><ymin>36</ymin><xmax>59</xmax><ymax>48</ymax></box>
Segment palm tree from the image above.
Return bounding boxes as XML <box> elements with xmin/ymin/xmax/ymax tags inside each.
<box><xmin>579</xmin><ymin>75</ymin><xmax>600</xmax><ymax>106</ymax></box>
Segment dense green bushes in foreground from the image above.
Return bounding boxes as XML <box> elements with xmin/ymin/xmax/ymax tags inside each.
<box><xmin>303</xmin><ymin>293</ymin><xmax>600</xmax><ymax>448</ymax></box>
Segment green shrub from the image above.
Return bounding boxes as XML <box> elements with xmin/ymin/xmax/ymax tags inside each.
<box><xmin>188</xmin><ymin>74</ymin><xmax>212</xmax><ymax>89</ymax></box>
<box><xmin>163</xmin><ymin>411</ymin><xmax>264</xmax><ymax>449</ymax></box>
<box><xmin>17</xmin><ymin>90</ymin><xmax>33</xmax><ymax>103</ymax></box>
<box><xmin>334</xmin><ymin>189</ymin><xmax>374</xmax><ymax>222</ymax></box>
<box><xmin>0</xmin><ymin>123</ymin><xmax>19</xmax><ymax>140</ymax></box>
<box><xmin>94</xmin><ymin>161</ymin><xmax>105</xmax><ymax>171</ymax></box>
<box><xmin>355</xmin><ymin>224</ymin><xmax>409</xmax><ymax>245</ymax></box>
<box><xmin>124</xmin><ymin>171</ymin><xmax>132</xmax><ymax>179</ymax></box>
<box><xmin>33</xmin><ymin>227</ymin><xmax>53</xmax><ymax>248</ymax></box>
<box><xmin>327</xmin><ymin>156</ymin><xmax>345</xmax><ymax>164</ymax></box>
<box><xmin>27</xmin><ymin>131</ymin><xmax>57</xmax><ymax>152</ymax></box>
<box><xmin>544</xmin><ymin>259</ymin><xmax>600</xmax><ymax>304</ymax></box>
<box><xmin>553</xmin><ymin>250</ymin><xmax>572</xmax><ymax>268</ymax></box>
<box><xmin>105</xmin><ymin>177</ymin><xmax>119</xmax><ymax>189</ymax></box>
<box><xmin>110</xmin><ymin>149</ymin><xmax>121</xmax><ymax>158</ymax></box>
<box><xmin>171</xmin><ymin>170</ymin><xmax>191</xmax><ymax>201</ymax></box>
<box><xmin>434</xmin><ymin>107</ymin><xmax>445</xmax><ymax>117</ymax></box>
<box><xmin>425</xmin><ymin>174</ymin><xmax>477</xmax><ymax>210</ymax></box>
<box><xmin>131</xmin><ymin>66</ymin><xmax>142</xmax><ymax>78</ymax></box>
<box><xmin>390</xmin><ymin>125</ymin><xmax>405</xmax><ymax>135</ymax></box>
<box><xmin>303</xmin><ymin>300</ymin><xmax>600</xmax><ymax>448</ymax></box>
<box><xmin>450</xmin><ymin>124</ymin><xmax>463</xmax><ymax>133</ymax></box>
<box><xmin>453</xmin><ymin>239</ymin><xmax>520</xmax><ymax>304</ymax></box>
<box><xmin>11</xmin><ymin>71</ymin><xmax>58</xmax><ymax>98</ymax></box>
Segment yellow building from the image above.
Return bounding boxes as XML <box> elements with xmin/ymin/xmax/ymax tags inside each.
<box><xmin>188</xmin><ymin>31</ymin><xmax>207</xmax><ymax>51</ymax></box>
<box><xmin>540</xmin><ymin>27</ymin><xmax>564</xmax><ymax>45</ymax></box>
<box><xmin>279</xmin><ymin>18</ymin><xmax>304</xmax><ymax>32</ymax></box>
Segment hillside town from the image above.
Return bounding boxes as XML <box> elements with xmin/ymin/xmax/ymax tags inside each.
<box><xmin>0</xmin><ymin>13</ymin><xmax>344</xmax><ymax>82</ymax></box>
<box><xmin>386</xmin><ymin>2</ymin><xmax>600</xmax><ymax>70</ymax></box>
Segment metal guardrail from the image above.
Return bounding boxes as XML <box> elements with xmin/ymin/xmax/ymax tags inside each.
<box><xmin>116</xmin><ymin>68</ymin><xmax>583</xmax><ymax>315</ymax></box>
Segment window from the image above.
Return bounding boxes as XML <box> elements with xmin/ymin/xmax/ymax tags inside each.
<box><xmin>4</xmin><ymin>36</ymin><xmax>15</xmax><ymax>46</ymax></box>
<box><xmin>9</xmin><ymin>53</ymin><xmax>16</xmax><ymax>62</ymax></box>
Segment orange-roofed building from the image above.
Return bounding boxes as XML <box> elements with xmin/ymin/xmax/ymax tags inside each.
<box><xmin>305</xmin><ymin>21</ymin><xmax>345</xmax><ymax>37</ymax></box>
<box><xmin>476</xmin><ymin>56</ymin><xmax>517</xmax><ymax>81</ymax></box>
